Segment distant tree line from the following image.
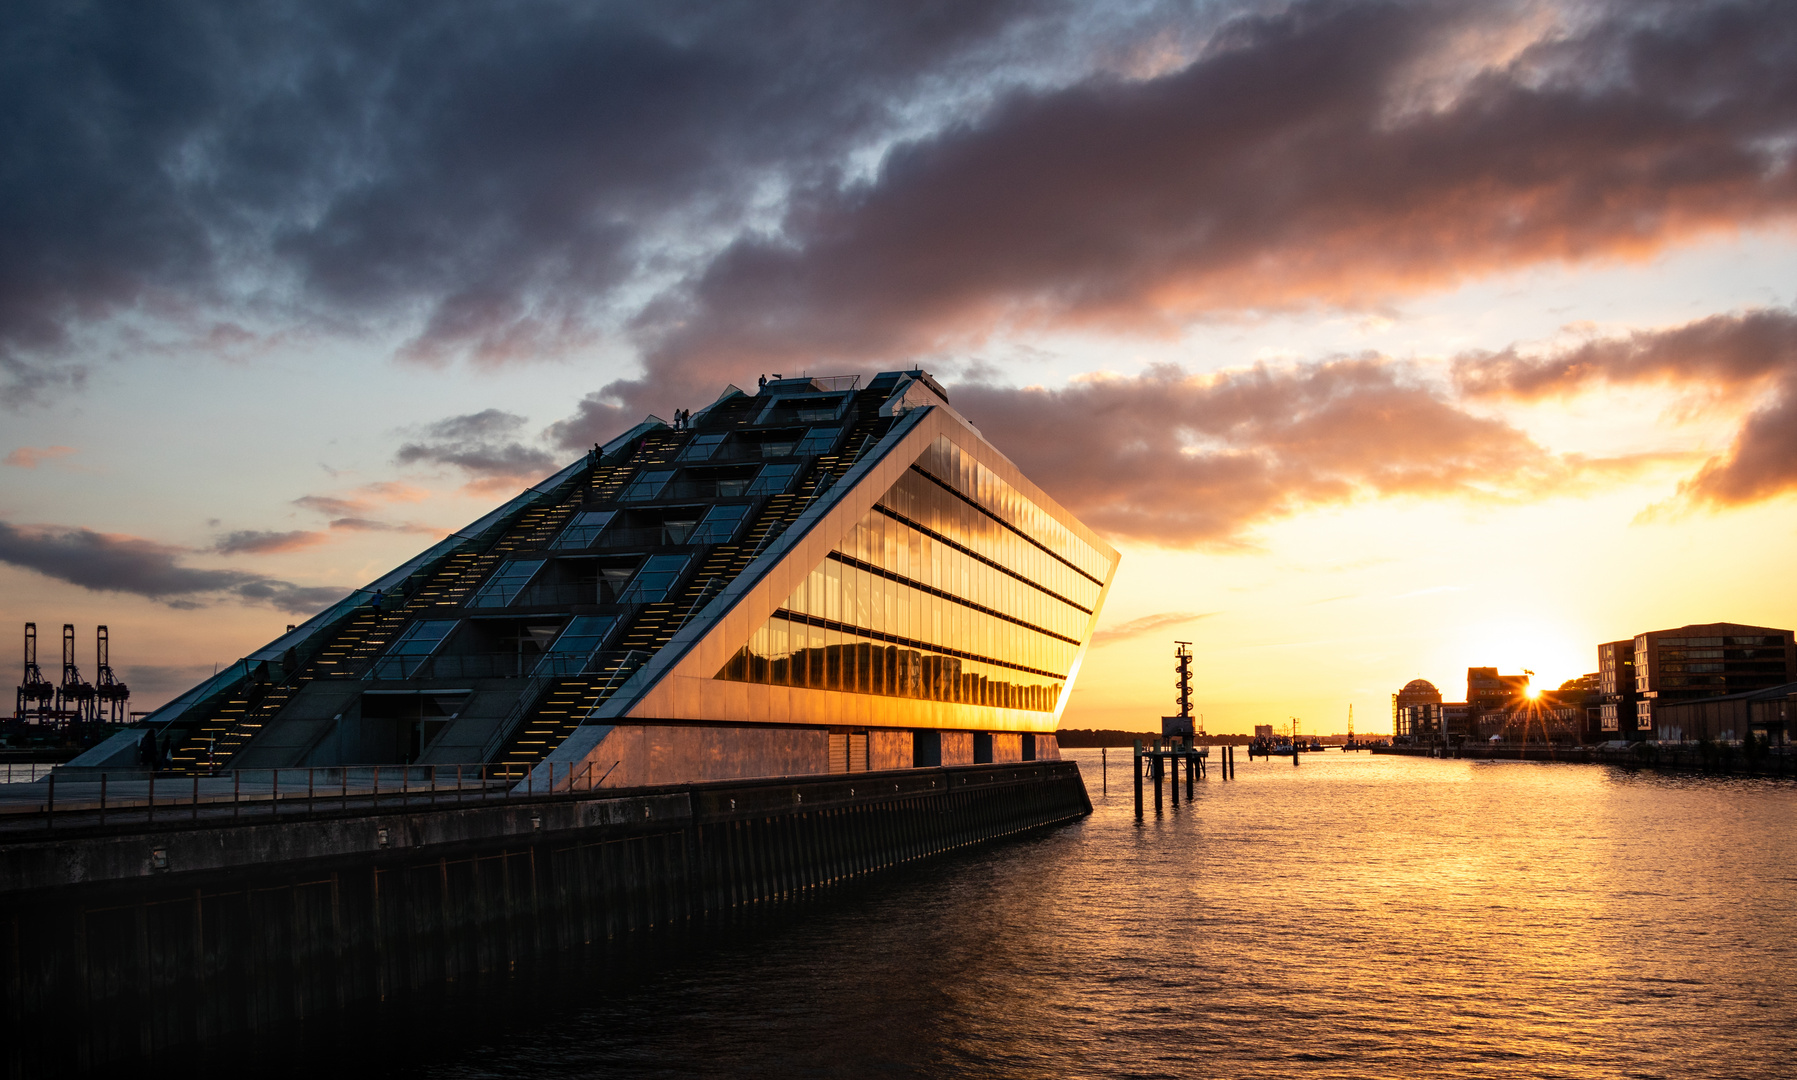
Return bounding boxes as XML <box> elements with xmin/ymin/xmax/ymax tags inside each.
<box><xmin>1055</xmin><ymin>728</ymin><xmax>1257</xmax><ymax>748</ymax></box>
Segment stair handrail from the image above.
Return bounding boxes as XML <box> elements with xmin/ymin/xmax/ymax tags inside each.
<box><xmin>670</xmin><ymin>577</ymin><xmax>725</xmax><ymax>637</ymax></box>
<box><xmin>479</xmin><ymin>673</ymin><xmax>554</xmax><ymax>763</ymax></box>
<box><xmin>577</xmin><ymin>650</ymin><xmax>650</xmax><ymax>724</ymax></box>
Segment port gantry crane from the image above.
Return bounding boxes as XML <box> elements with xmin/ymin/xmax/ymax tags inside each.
<box><xmin>94</xmin><ymin>625</ymin><xmax>130</xmax><ymax>722</ymax></box>
<box><xmin>15</xmin><ymin>622</ymin><xmax>55</xmax><ymax>722</ymax></box>
<box><xmin>55</xmin><ymin>623</ymin><xmax>98</xmax><ymax>724</ymax></box>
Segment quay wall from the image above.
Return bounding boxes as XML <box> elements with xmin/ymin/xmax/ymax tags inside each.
<box><xmin>1371</xmin><ymin>743</ymin><xmax>1796</xmax><ymax>777</ymax></box>
<box><xmin>0</xmin><ymin>761</ymin><xmax>1090</xmax><ymax>1076</ymax></box>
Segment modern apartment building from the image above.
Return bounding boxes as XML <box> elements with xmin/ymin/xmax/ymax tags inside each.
<box><xmin>1597</xmin><ymin>639</ymin><xmax>1638</xmax><ymax>735</ymax></box>
<box><xmin>1629</xmin><ymin>622</ymin><xmax>1796</xmax><ymax>740</ymax></box>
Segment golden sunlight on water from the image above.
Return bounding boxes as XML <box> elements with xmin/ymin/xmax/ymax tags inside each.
<box><xmin>301</xmin><ymin>752</ymin><xmax>1797</xmax><ymax>1079</ymax></box>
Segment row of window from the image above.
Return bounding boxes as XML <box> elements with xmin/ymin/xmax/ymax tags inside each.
<box><xmin>878</xmin><ymin>469</ymin><xmax>1103</xmax><ymax>611</ymax></box>
<box><xmin>716</xmin><ymin>614</ymin><xmax>1064</xmax><ymax>712</ymax></box>
<box><xmin>468</xmin><ymin>554</ymin><xmax>692</xmax><ymax>609</ymax></box>
<box><xmin>1648</xmin><ymin>636</ymin><xmax>1786</xmax><ymax>647</ymax></box>
<box><xmin>912</xmin><ymin>436</ymin><xmax>1111</xmax><ymax>583</ymax></box>
<box><xmin>778</xmin><ymin>556</ymin><xmax>1081</xmax><ymax>678</ymax></box>
<box><xmin>833</xmin><ymin>508</ymin><xmax>1093</xmax><ymax>640</ymax></box>
<box><xmin>551</xmin><ymin>503</ymin><xmax>750</xmax><ymax>551</ymax></box>
<box><xmin>619</xmin><ymin>462</ymin><xmax>801</xmax><ymax>504</ymax></box>
<box><xmin>370</xmin><ymin>614</ymin><xmax>621</xmax><ymax>680</ymax></box>
<box><xmin>676</xmin><ymin>426</ymin><xmax>841</xmax><ymax>462</ymax></box>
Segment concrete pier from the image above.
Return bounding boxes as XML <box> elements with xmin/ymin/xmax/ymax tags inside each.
<box><xmin>0</xmin><ymin>760</ymin><xmax>1090</xmax><ymax>1074</ymax></box>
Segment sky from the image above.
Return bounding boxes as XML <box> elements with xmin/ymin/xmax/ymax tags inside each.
<box><xmin>3</xmin><ymin>0</ymin><xmax>1796</xmax><ymax>733</ymax></box>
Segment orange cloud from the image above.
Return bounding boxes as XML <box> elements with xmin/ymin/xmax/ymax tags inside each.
<box><xmin>953</xmin><ymin>358</ymin><xmax>1639</xmax><ymax>548</ymax></box>
<box><xmin>4</xmin><ymin>445</ymin><xmax>75</xmax><ymax>468</ymax></box>
<box><xmin>1455</xmin><ymin>308</ymin><xmax>1797</xmax><ymax>506</ymax></box>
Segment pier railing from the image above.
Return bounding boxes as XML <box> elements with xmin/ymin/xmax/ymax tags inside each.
<box><xmin>0</xmin><ymin>760</ymin><xmax>622</xmax><ymax>836</ymax></box>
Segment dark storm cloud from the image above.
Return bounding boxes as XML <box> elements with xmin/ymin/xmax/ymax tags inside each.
<box><xmin>954</xmin><ymin>359</ymin><xmax>1611</xmax><ymax>547</ymax></box>
<box><xmin>395</xmin><ymin>409</ymin><xmax>559</xmax><ymax>486</ymax></box>
<box><xmin>1455</xmin><ymin>307</ymin><xmax>1797</xmax><ymax>505</ymax></box>
<box><xmin>2</xmin><ymin>0</ymin><xmax>1147</xmax><ymax>399</ymax></box>
<box><xmin>0</xmin><ymin>522</ymin><xmax>346</xmax><ymax>613</ymax></box>
<box><xmin>636</xmin><ymin>0</ymin><xmax>1797</xmax><ymax>394</ymax></box>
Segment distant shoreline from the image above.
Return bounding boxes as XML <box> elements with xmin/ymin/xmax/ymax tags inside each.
<box><xmin>1056</xmin><ymin>729</ymin><xmax>1390</xmax><ymax>748</ymax></box>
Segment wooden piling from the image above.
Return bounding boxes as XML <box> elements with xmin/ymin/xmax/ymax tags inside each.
<box><xmin>1134</xmin><ymin>741</ymin><xmax>1143</xmax><ymax>821</ymax></box>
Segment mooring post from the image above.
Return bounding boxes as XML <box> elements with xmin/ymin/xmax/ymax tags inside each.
<box><xmin>1153</xmin><ymin>752</ymin><xmax>1163</xmax><ymax>814</ymax></box>
<box><xmin>1128</xmin><ymin>736</ymin><xmax>1142</xmax><ymax>823</ymax></box>
<box><xmin>1188</xmin><ymin>754</ymin><xmax>1195</xmax><ymax>799</ymax></box>
<box><xmin>1102</xmin><ymin>747</ymin><xmax>1107</xmax><ymax>795</ymax></box>
<box><xmin>1170</xmin><ymin>750</ymin><xmax>1179</xmax><ymax>807</ymax></box>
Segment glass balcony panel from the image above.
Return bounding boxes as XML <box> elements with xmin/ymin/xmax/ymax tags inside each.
<box><xmin>468</xmin><ymin>560</ymin><xmax>545</xmax><ymax>608</ymax></box>
<box><xmin>676</xmin><ymin>433</ymin><xmax>727</xmax><ymax>461</ymax></box>
<box><xmin>618</xmin><ymin>554</ymin><xmax>692</xmax><ymax>605</ymax></box>
<box><xmin>746</xmin><ymin>462</ymin><xmax>800</xmax><ymax>496</ymax></box>
<box><xmin>552</xmin><ymin>510</ymin><xmax>617</xmax><ymax>550</ymax></box>
<box><xmin>619</xmin><ymin>468</ymin><xmax>676</xmax><ymax>503</ymax></box>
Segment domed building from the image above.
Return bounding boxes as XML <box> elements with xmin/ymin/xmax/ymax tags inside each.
<box><xmin>1393</xmin><ymin>678</ymin><xmax>1442</xmax><ymax>740</ymax></box>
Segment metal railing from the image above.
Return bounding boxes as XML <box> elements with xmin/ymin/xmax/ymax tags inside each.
<box><xmin>0</xmin><ymin>760</ymin><xmax>630</xmax><ymax>835</ymax></box>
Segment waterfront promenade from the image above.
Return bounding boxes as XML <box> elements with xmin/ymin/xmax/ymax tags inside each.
<box><xmin>1373</xmin><ymin>741</ymin><xmax>1797</xmax><ymax>776</ymax></box>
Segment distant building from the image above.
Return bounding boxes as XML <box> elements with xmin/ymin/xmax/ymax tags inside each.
<box><xmin>1466</xmin><ymin>667</ymin><xmax>1529</xmax><ymax>712</ymax></box>
<box><xmin>1440</xmin><ymin>702</ymin><xmax>1474</xmax><ymax>741</ymax></box>
<box><xmin>1630</xmin><ymin>622</ymin><xmax>1796</xmax><ymax>740</ymax></box>
<box><xmin>1597</xmin><ymin>640</ymin><xmax>1638</xmax><ymax>737</ymax></box>
<box><xmin>1254</xmin><ymin>723</ymin><xmax>1274</xmax><ymax>740</ymax></box>
<box><xmin>1553</xmin><ymin>673</ymin><xmax>1603</xmax><ymax>741</ymax></box>
<box><xmin>1391</xmin><ymin>679</ymin><xmax>1442</xmax><ymax>741</ymax></box>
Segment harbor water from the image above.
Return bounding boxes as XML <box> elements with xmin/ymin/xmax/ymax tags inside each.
<box><xmin>203</xmin><ymin>749</ymin><xmax>1797</xmax><ymax>1079</ymax></box>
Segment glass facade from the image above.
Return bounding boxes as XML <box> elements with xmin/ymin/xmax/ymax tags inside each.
<box><xmin>718</xmin><ymin>437</ymin><xmax>1108</xmax><ymax>712</ymax></box>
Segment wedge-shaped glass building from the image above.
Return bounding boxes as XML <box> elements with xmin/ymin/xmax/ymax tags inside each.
<box><xmin>84</xmin><ymin>371</ymin><xmax>1118</xmax><ymax>786</ymax></box>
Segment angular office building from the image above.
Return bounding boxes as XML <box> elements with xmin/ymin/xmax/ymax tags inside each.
<box><xmin>94</xmin><ymin>371</ymin><xmax>1118</xmax><ymax>786</ymax></box>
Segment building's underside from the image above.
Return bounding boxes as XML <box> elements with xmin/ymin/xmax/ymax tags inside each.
<box><xmin>72</xmin><ymin>371</ymin><xmax>1119</xmax><ymax>787</ymax></box>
